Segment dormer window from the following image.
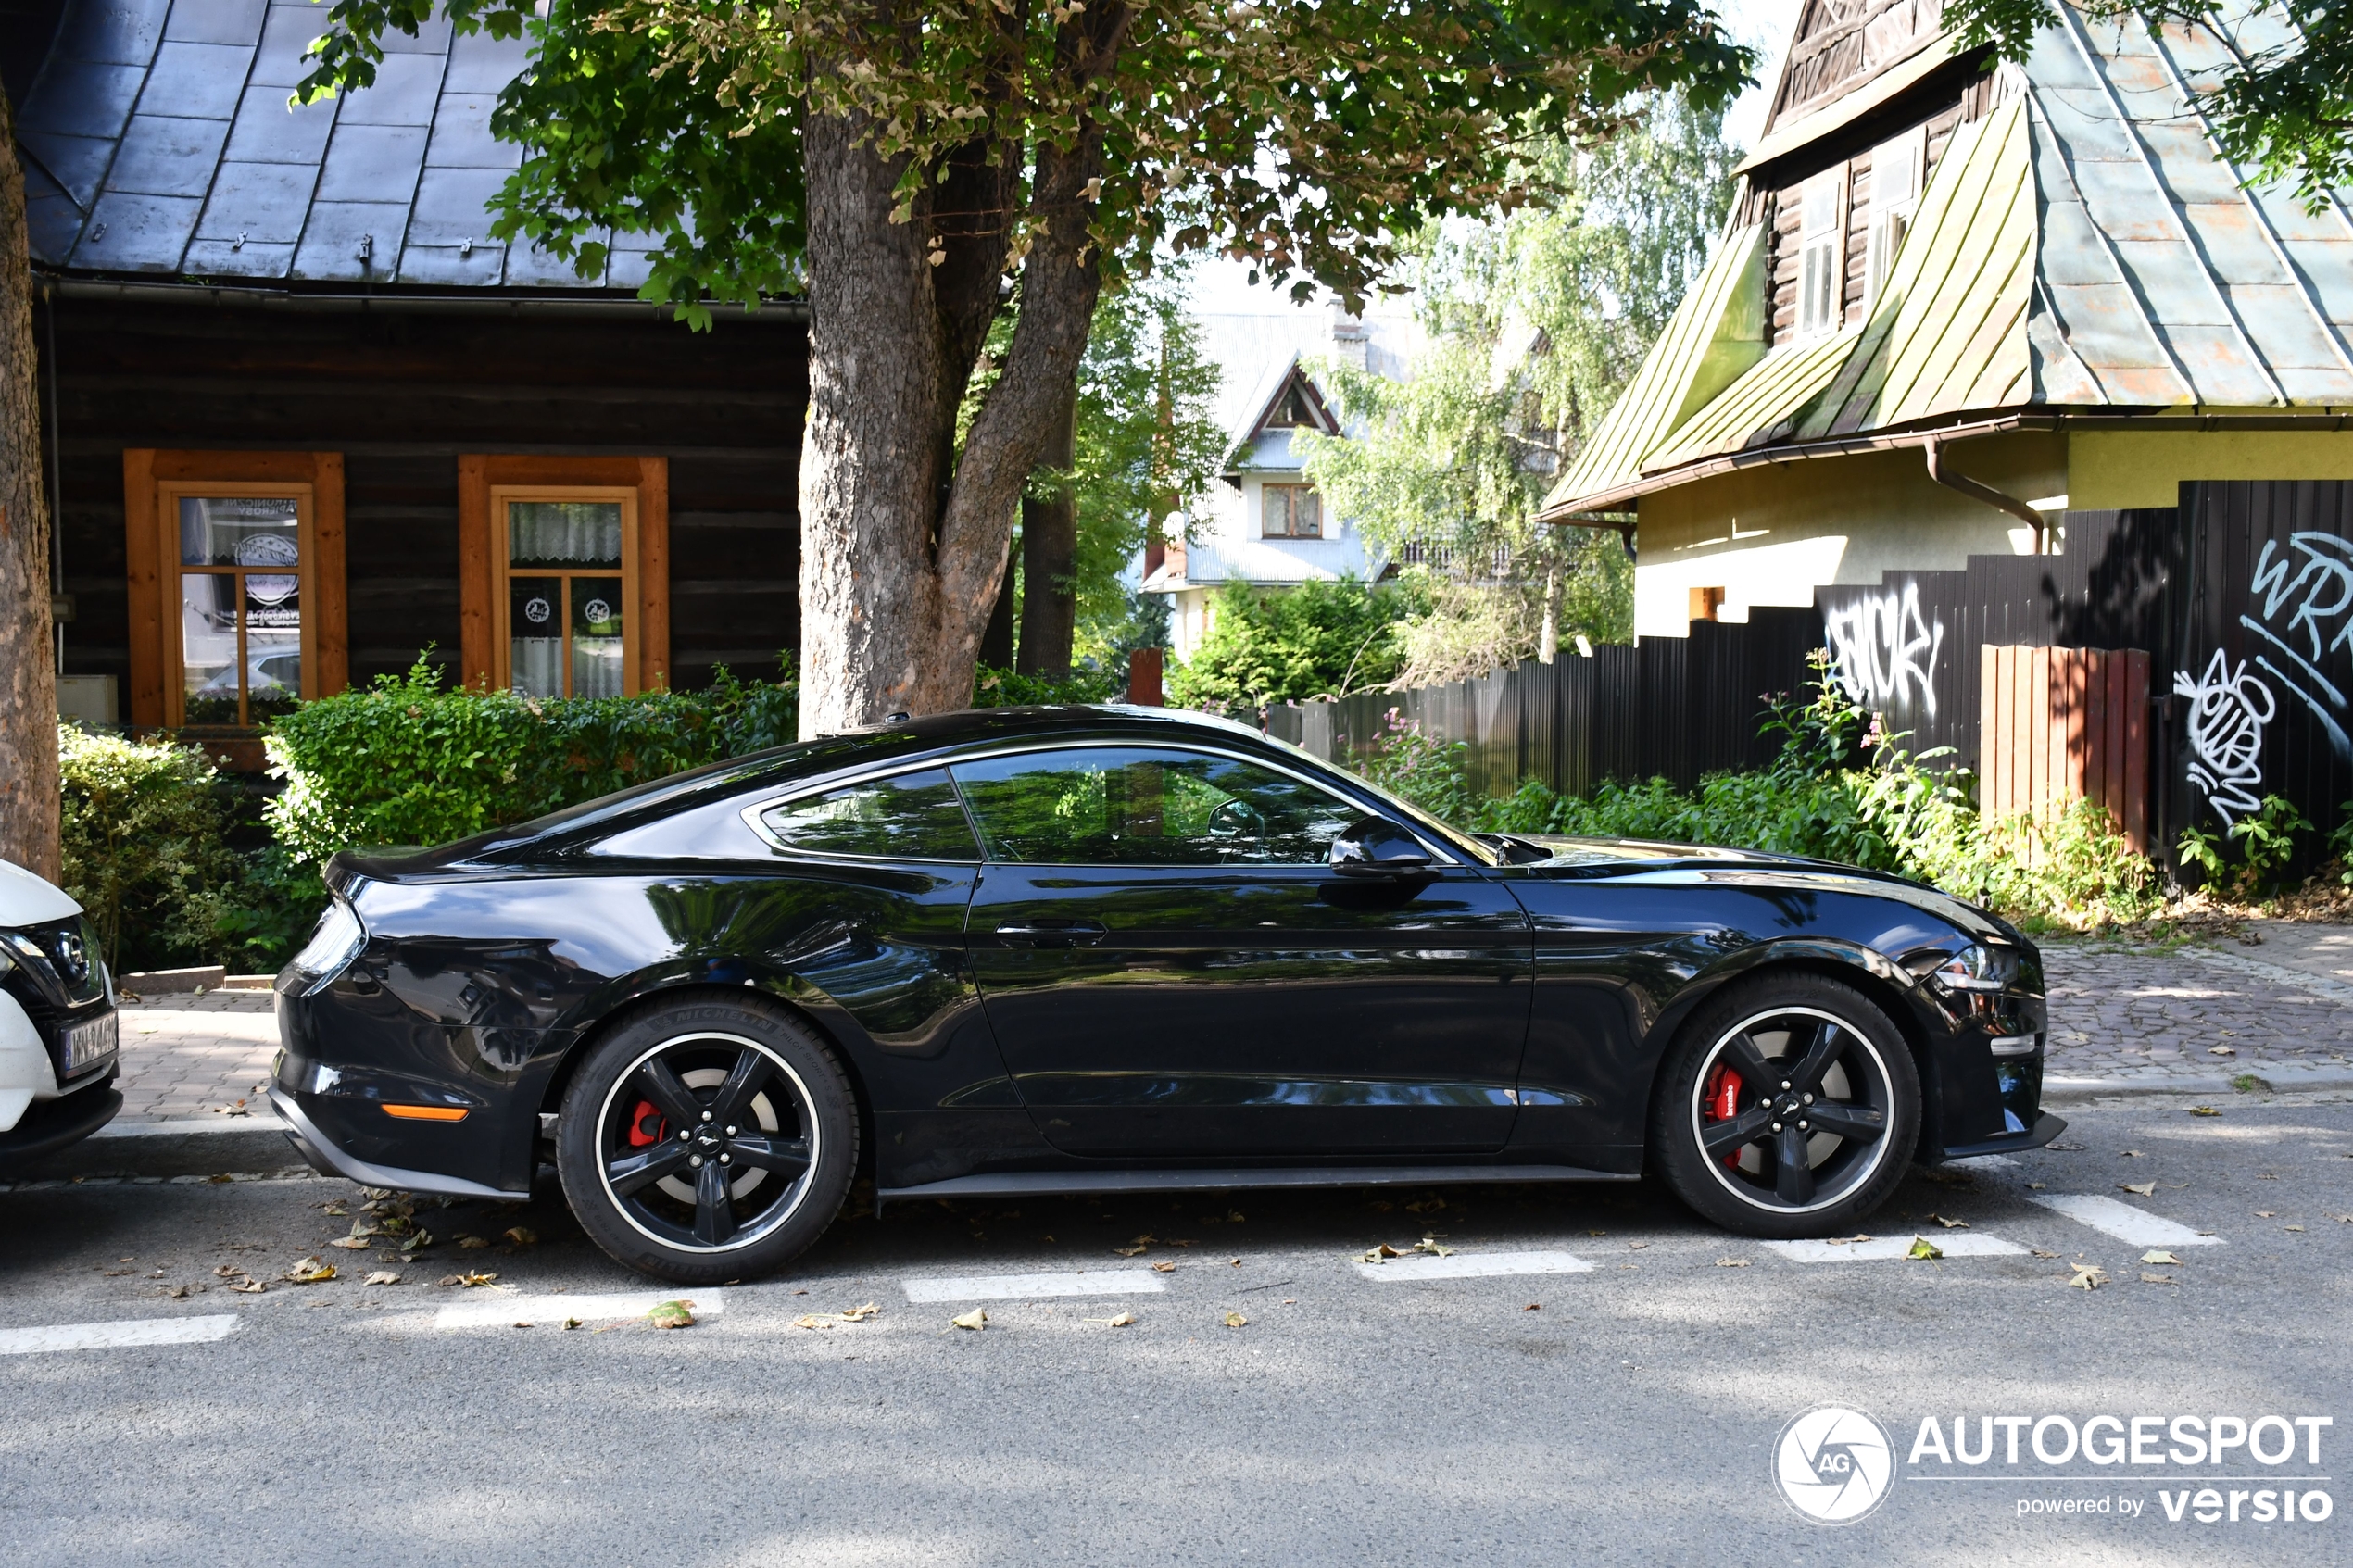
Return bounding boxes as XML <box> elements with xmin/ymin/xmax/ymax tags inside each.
<box><xmin>1796</xmin><ymin>171</ymin><xmax>1843</xmax><ymax>338</ymax></box>
<box><xmin>1867</xmin><ymin>127</ymin><xmax>1926</xmax><ymax>309</ymax></box>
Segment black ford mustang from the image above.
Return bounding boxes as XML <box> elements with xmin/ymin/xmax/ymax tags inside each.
<box><xmin>271</xmin><ymin>705</ymin><xmax>2059</xmax><ymax>1284</ymax></box>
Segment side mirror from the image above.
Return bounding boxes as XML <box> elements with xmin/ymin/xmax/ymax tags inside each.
<box><xmin>1328</xmin><ymin>817</ymin><xmax>1434</xmax><ymax>877</ymax></box>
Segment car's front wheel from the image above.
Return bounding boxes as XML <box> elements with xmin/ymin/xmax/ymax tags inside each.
<box><xmin>557</xmin><ymin>997</ymin><xmax>858</xmax><ymax>1285</ymax></box>
<box><xmin>1650</xmin><ymin>973</ymin><xmax>1919</xmax><ymax>1238</ymax></box>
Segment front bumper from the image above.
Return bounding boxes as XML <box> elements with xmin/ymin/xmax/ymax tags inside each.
<box><xmin>0</xmin><ymin>1078</ymin><xmax>122</xmax><ymax>1165</ymax></box>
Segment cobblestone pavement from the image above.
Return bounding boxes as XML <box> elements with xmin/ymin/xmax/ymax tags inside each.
<box><xmin>104</xmin><ymin>925</ymin><xmax>2353</xmax><ymax>1123</ymax></box>
<box><xmin>114</xmin><ymin>990</ymin><xmax>277</xmax><ymax>1123</ymax></box>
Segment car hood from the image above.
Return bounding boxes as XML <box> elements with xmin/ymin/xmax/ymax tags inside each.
<box><xmin>0</xmin><ymin>857</ymin><xmax>82</xmax><ymax>926</ymax></box>
<box><xmin>1505</xmin><ymin>834</ymin><xmax>2022</xmax><ymax>946</ymax></box>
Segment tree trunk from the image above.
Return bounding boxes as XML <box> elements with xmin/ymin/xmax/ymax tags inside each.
<box><xmin>1014</xmin><ymin>374</ymin><xmax>1077</xmax><ymax>680</ymax></box>
<box><xmin>1539</xmin><ymin>561</ymin><xmax>1561</xmax><ymax>665</ymax></box>
<box><xmin>796</xmin><ymin>95</ymin><xmax>1105</xmax><ymax>735</ymax></box>
<box><xmin>976</xmin><ymin>546</ymin><xmax>1015</xmax><ymax>670</ymax></box>
<box><xmin>0</xmin><ymin>88</ymin><xmax>58</xmax><ymax>882</ymax></box>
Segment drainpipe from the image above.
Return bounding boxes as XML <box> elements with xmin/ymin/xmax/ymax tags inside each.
<box><xmin>1924</xmin><ymin>433</ymin><xmax>2048</xmax><ymax>553</ymax></box>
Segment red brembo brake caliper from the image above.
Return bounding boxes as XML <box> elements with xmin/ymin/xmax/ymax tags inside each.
<box><xmin>1700</xmin><ymin>1065</ymin><xmax>1741</xmax><ymax>1168</ymax></box>
<box><xmin>627</xmin><ymin>1101</ymin><xmax>667</xmax><ymax>1148</ymax></box>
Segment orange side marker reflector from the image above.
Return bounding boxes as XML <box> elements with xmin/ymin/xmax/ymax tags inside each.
<box><xmin>383</xmin><ymin>1104</ymin><xmax>468</xmax><ymax>1123</ymax></box>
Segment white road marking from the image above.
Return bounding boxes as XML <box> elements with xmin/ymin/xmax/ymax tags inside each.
<box><xmin>1353</xmin><ymin>1249</ymin><xmax>1594</xmax><ymax>1283</ymax></box>
<box><xmin>1763</xmin><ymin>1234</ymin><xmax>2030</xmax><ymax>1263</ymax></box>
<box><xmin>902</xmin><ymin>1270</ymin><xmax>1166</xmax><ymax>1303</ymax></box>
<box><xmin>434</xmin><ymin>1289</ymin><xmax>730</xmax><ymax>1329</ymax></box>
<box><xmin>0</xmin><ymin>1314</ymin><xmax>240</xmax><ymax>1354</ymax></box>
<box><xmin>2027</xmin><ymin>1193</ymin><xmax>2224</xmax><ymax>1248</ymax></box>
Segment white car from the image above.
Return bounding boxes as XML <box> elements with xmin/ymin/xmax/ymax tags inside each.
<box><xmin>0</xmin><ymin>859</ymin><xmax>120</xmax><ymax>1164</ymax></box>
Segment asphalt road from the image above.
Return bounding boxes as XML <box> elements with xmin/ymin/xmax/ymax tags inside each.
<box><xmin>3</xmin><ymin>1095</ymin><xmax>2348</xmax><ymax>1566</ymax></box>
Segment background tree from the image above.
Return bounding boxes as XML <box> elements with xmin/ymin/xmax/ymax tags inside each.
<box><xmin>0</xmin><ymin>87</ymin><xmax>58</xmax><ymax>881</ymax></box>
<box><xmin>299</xmin><ymin>0</ymin><xmax>1750</xmax><ymax>735</ymax></box>
<box><xmin>1941</xmin><ymin>0</ymin><xmax>2347</xmax><ymax>207</ymax></box>
<box><xmin>1298</xmin><ymin>94</ymin><xmax>1734</xmax><ymax>684</ymax></box>
<box><xmin>1164</xmin><ymin>577</ymin><xmax>1421</xmax><ymax>716</ymax></box>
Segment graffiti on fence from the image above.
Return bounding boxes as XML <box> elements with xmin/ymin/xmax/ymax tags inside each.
<box><xmin>2241</xmin><ymin>532</ymin><xmax>2353</xmax><ymax>759</ymax></box>
<box><xmin>1826</xmin><ymin>583</ymin><xmax>1944</xmax><ymax>718</ymax></box>
<box><xmin>2173</xmin><ymin>649</ymin><xmax>2275</xmax><ymax>828</ymax></box>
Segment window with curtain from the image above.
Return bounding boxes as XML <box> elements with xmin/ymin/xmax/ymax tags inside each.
<box><xmin>1263</xmin><ymin>484</ymin><xmax>1323</xmax><ymax>539</ymax></box>
<box><xmin>176</xmin><ymin>495</ymin><xmax>306</xmax><ymax>726</ymax></box>
<box><xmin>503</xmin><ymin>496</ymin><xmax>629</xmax><ymax>698</ymax></box>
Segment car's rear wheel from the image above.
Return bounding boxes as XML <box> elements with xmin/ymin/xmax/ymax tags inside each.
<box><xmin>1650</xmin><ymin>973</ymin><xmax>1919</xmax><ymax>1238</ymax></box>
<box><xmin>557</xmin><ymin>997</ymin><xmax>857</xmax><ymax>1285</ymax></box>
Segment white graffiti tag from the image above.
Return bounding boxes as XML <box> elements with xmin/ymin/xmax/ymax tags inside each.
<box><xmin>1827</xmin><ymin>583</ymin><xmax>1944</xmax><ymax>718</ymax></box>
<box><xmin>2173</xmin><ymin>650</ymin><xmax>2276</xmax><ymax>829</ymax></box>
<box><xmin>2241</xmin><ymin>531</ymin><xmax>2353</xmax><ymax>759</ymax></box>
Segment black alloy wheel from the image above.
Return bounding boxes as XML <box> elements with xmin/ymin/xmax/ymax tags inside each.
<box><xmin>1651</xmin><ymin>973</ymin><xmax>1919</xmax><ymax>1238</ymax></box>
<box><xmin>557</xmin><ymin>997</ymin><xmax>857</xmax><ymax>1284</ymax></box>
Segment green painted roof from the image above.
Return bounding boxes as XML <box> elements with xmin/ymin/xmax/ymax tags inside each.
<box><xmin>1641</xmin><ymin>329</ymin><xmax>1864</xmax><ymax>472</ymax></box>
<box><xmin>1540</xmin><ymin>223</ymin><xmax>1765</xmax><ymax>513</ymax></box>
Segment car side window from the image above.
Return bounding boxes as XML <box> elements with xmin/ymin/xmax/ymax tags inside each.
<box><xmin>758</xmin><ymin>769</ymin><xmax>979</xmax><ymax>861</ymax></box>
<box><xmin>950</xmin><ymin>746</ymin><xmax>1365</xmax><ymax>866</ymax></box>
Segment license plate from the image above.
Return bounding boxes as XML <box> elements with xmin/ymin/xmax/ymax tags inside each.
<box><xmin>60</xmin><ymin>1011</ymin><xmax>119</xmax><ymax>1076</ymax></box>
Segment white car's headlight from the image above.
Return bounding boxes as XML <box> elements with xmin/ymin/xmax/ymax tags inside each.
<box><xmin>288</xmin><ymin>901</ymin><xmax>368</xmax><ymax>988</ymax></box>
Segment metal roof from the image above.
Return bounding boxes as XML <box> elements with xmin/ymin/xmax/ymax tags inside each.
<box><xmin>1541</xmin><ymin>0</ymin><xmax>2353</xmax><ymax>519</ymax></box>
<box><xmin>13</xmin><ymin>0</ymin><xmax>656</xmax><ymax>288</ymax></box>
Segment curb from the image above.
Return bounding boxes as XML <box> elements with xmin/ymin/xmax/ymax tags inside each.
<box><xmin>14</xmin><ymin>1116</ymin><xmax>300</xmax><ymax>1181</ymax></box>
<box><xmin>2043</xmin><ymin>1068</ymin><xmax>2353</xmax><ymax>1104</ymax></box>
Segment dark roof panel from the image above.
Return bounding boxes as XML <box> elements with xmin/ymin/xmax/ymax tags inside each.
<box><xmin>136</xmin><ymin>39</ymin><xmax>252</xmax><ymax>118</ymax></box>
<box><xmin>220</xmin><ymin>85</ymin><xmax>335</xmax><ymax>164</ymax></box>
<box><xmin>160</xmin><ymin>0</ymin><xmax>259</xmax><ymax>45</ymax></box>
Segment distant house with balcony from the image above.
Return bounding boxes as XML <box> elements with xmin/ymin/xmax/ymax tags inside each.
<box><xmin>1145</xmin><ymin>306</ymin><xmax>1415</xmax><ymax>659</ymax></box>
<box><xmin>1536</xmin><ymin>0</ymin><xmax>2353</xmax><ymax>640</ymax></box>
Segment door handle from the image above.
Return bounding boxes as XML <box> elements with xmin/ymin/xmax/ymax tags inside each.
<box><xmin>994</xmin><ymin>920</ymin><xmax>1108</xmax><ymax>947</ymax></box>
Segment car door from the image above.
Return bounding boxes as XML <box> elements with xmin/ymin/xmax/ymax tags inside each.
<box><xmin>954</xmin><ymin>743</ymin><xmax>1533</xmax><ymax>1158</ymax></box>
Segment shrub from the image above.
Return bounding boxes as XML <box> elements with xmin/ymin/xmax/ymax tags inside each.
<box><xmin>1165</xmin><ymin>577</ymin><xmax>1420</xmax><ymax>716</ymax></box>
<box><xmin>971</xmin><ymin>664</ymin><xmax>1120</xmax><ymax>707</ymax></box>
<box><xmin>1356</xmin><ymin>710</ymin><xmax>1476</xmax><ymax>825</ymax></box>
<box><xmin>266</xmin><ymin>655</ymin><xmax>800</xmax><ymax>865</ymax></box>
<box><xmin>57</xmin><ymin>725</ymin><xmax>240</xmax><ymax>974</ymax></box>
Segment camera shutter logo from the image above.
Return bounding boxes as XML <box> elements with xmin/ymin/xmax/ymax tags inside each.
<box><xmin>583</xmin><ymin>597</ymin><xmax>612</xmax><ymax>626</ymax></box>
<box><xmin>524</xmin><ymin>596</ymin><xmax>553</xmax><ymax>626</ymax></box>
<box><xmin>1775</xmin><ymin>1406</ymin><xmax>1894</xmax><ymax>1524</ymax></box>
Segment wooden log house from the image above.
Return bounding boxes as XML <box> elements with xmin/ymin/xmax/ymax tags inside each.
<box><xmin>6</xmin><ymin>0</ymin><xmax>809</xmax><ymax>766</ymax></box>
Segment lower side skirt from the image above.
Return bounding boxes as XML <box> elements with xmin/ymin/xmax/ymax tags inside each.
<box><xmin>876</xmin><ymin>1163</ymin><xmax>1635</xmax><ymax>1212</ymax></box>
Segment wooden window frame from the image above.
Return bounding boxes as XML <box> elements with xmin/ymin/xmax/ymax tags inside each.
<box><xmin>1795</xmin><ymin>169</ymin><xmax>1846</xmax><ymax>339</ymax></box>
<box><xmin>459</xmin><ymin>456</ymin><xmax>669</xmax><ymax>695</ymax></box>
<box><xmin>1262</xmin><ymin>483</ymin><xmax>1323</xmax><ymax>540</ymax></box>
<box><xmin>1866</xmin><ymin>127</ymin><xmax>1926</xmax><ymax>310</ymax></box>
<box><xmin>123</xmin><ymin>449</ymin><xmax>347</xmax><ymax>730</ymax></box>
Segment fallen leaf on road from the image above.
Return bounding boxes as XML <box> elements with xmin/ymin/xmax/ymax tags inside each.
<box><xmin>159</xmin><ymin>1283</ymin><xmax>201</xmax><ymax>1298</ymax></box>
<box><xmin>1357</xmin><ymin>1243</ymin><xmax>1403</xmax><ymax>1263</ymax></box>
<box><xmin>2068</xmin><ymin>1263</ymin><xmax>2108</xmax><ymax>1290</ymax></box>
<box><xmin>321</xmin><ymin>1203</ymin><xmax>348</xmax><ymax>1218</ymax></box>
<box><xmin>1223</xmin><ymin>1311</ymin><xmax>1247</xmax><ymax>1329</ymax></box>
<box><xmin>457</xmin><ymin>1236</ymin><xmax>489</xmax><ymax>1250</ymax></box>
<box><xmin>283</xmin><ymin>1257</ymin><xmax>336</xmax><ymax>1284</ymax></box>
<box><xmin>2031</xmin><ymin>1249</ymin><xmax>2059</xmax><ymax>1260</ymax></box>
<box><xmin>1524</xmin><ymin>1303</ymin><xmax>1541</xmax><ymax>1311</ymax></box>
<box><xmin>2140</xmin><ymin>1249</ymin><xmax>2183</xmax><ymax>1266</ymax></box>
<box><xmin>1227</xmin><ymin>1210</ymin><xmax>1245</xmax><ymax>1223</ymax></box>
<box><xmin>2256</xmin><ymin>1210</ymin><xmax>2277</xmax><ymax>1218</ymax></box>
<box><xmin>1405</xmin><ymin>1198</ymin><xmax>1445</xmax><ymax>1213</ymax></box>
<box><xmin>1627</xmin><ymin>1241</ymin><xmax>1650</xmax><ymax>1251</ymax></box>
<box><xmin>1085</xmin><ymin>1311</ymin><xmax>1136</xmax><ymax>1328</ymax></box>
<box><xmin>1151</xmin><ymin>1261</ymin><xmax>1176</xmax><ymax>1273</ymax></box>
<box><xmin>453</xmin><ymin>1271</ymin><xmax>500</xmax><ymax>1288</ymax></box>
<box><xmin>327</xmin><ymin>1237</ymin><xmax>371</xmax><ymax>1250</ymax></box>
<box><xmin>2188</xmin><ymin>1106</ymin><xmax>2220</xmax><ymax>1117</ymax></box>
<box><xmin>839</xmin><ymin>1302</ymin><xmax>881</xmax><ymax>1322</ymax></box>
<box><xmin>1930</xmin><ymin>1214</ymin><xmax>1969</xmax><ymax>1229</ymax></box>
<box><xmin>363</xmin><ymin>1271</ymin><xmax>400</xmax><ymax>1286</ymax></box>
<box><xmin>1228</xmin><ymin>1258</ymin><xmax>1243</xmax><ymax>1266</ymax></box>
<box><xmin>2284</xmin><ymin>1224</ymin><xmax>2306</xmax><ymax>1232</ymax></box>
<box><xmin>562</xmin><ymin>1317</ymin><xmax>583</xmax><ymax>1330</ymax></box>
<box><xmin>2208</xmin><ymin>1046</ymin><xmax>2236</xmax><ymax>1057</ymax></box>
<box><xmin>791</xmin><ymin>1314</ymin><xmax>832</xmax><ymax>1330</ymax></box>
<box><xmin>400</xmin><ymin>1232</ymin><xmax>432</xmax><ymax>1253</ymax></box>
<box><xmin>2048</xmin><ymin>1143</ymin><xmax>2086</xmax><ymax>1151</ymax></box>
<box><xmin>1822</xmin><ymin>1235</ymin><xmax>1872</xmax><ymax>1246</ymax></box>
<box><xmin>2121</xmin><ymin>1150</ymin><xmax>2145</xmax><ymax>1158</ymax></box>
<box><xmin>1414</xmin><ymin>1237</ymin><xmax>1453</xmax><ymax>1257</ymax></box>
<box><xmin>647</xmin><ymin>1299</ymin><xmax>694</xmax><ymax>1329</ymax></box>
<box><xmin>951</xmin><ymin>1308</ymin><xmax>987</xmax><ymax>1332</ymax></box>
<box><xmin>1586</xmin><ymin>1230</ymin><xmax>1605</xmax><ymax>1237</ymax></box>
<box><xmin>1907</xmin><ymin>1237</ymin><xmax>1943</xmax><ymax>1261</ymax></box>
<box><xmin>1715</xmin><ymin>1258</ymin><xmax>1750</xmax><ymax>1268</ymax></box>
<box><xmin>502</xmin><ymin>1227</ymin><xmax>537</xmax><ymax>1247</ymax></box>
<box><xmin>1114</xmin><ymin>1244</ymin><xmax>1148</xmax><ymax>1258</ymax></box>
<box><xmin>2141</xmin><ymin>1273</ymin><xmax>2177</xmax><ymax>1285</ymax></box>
<box><xmin>2120</xmin><ymin>1182</ymin><xmax>2158</xmax><ymax>1197</ymax></box>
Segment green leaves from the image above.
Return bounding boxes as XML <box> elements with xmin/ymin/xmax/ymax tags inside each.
<box><xmin>1164</xmin><ymin>578</ymin><xmax>1421</xmax><ymax>716</ymax></box>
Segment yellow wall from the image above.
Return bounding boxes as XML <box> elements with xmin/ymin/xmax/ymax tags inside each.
<box><xmin>1631</xmin><ymin>433</ymin><xmax>2065</xmax><ymax>637</ymax></box>
<box><xmin>2070</xmin><ymin>429</ymin><xmax>2353</xmax><ymax>510</ymax></box>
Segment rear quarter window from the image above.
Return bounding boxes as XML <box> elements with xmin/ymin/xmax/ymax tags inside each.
<box><xmin>758</xmin><ymin>769</ymin><xmax>980</xmax><ymax>861</ymax></box>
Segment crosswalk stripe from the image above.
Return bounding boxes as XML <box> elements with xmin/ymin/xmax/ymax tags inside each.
<box><xmin>434</xmin><ymin>1289</ymin><xmax>730</xmax><ymax>1329</ymax></box>
<box><xmin>1353</xmin><ymin>1249</ymin><xmax>1594</xmax><ymax>1282</ymax></box>
<box><xmin>1763</xmin><ymin>1234</ymin><xmax>2028</xmax><ymax>1262</ymax></box>
<box><xmin>2027</xmin><ymin>1193</ymin><xmax>2224</xmax><ymax>1248</ymax></box>
<box><xmin>901</xmin><ymin>1270</ymin><xmax>1166</xmax><ymax>1303</ymax></box>
<box><xmin>0</xmin><ymin>1314</ymin><xmax>241</xmax><ymax>1354</ymax></box>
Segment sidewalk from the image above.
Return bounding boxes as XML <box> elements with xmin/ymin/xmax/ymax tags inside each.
<box><xmin>114</xmin><ymin>988</ymin><xmax>280</xmax><ymax>1124</ymax></box>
